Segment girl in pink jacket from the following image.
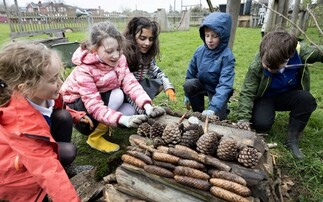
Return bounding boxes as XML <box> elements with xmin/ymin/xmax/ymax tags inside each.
<box><xmin>60</xmin><ymin>21</ymin><xmax>164</xmax><ymax>153</ymax></box>
<box><xmin>0</xmin><ymin>42</ymin><xmax>81</xmax><ymax>201</ymax></box>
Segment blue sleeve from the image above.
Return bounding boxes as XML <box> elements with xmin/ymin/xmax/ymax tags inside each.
<box><xmin>186</xmin><ymin>50</ymin><xmax>199</xmax><ymax>80</ymax></box>
<box><xmin>208</xmin><ymin>53</ymin><xmax>235</xmax><ymax>112</ymax></box>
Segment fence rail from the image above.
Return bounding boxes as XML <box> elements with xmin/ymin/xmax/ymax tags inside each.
<box><xmin>6</xmin><ymin>11</ymin><xmax>206</xmax><ymax>40</ymax></box>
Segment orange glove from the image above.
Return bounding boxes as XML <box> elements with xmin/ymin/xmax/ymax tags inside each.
<box><xmin>165</xmin><ymin>89</ymin><xmax>177</xmax><ymax>101</ymax></box>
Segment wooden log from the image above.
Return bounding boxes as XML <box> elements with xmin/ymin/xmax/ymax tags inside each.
<box><xmin>152</xmin><ymin>114</ymin><xmax>267</xmax><ymax>154</ymax></box>
<box><xmin>70</xmin><ymin>169</ymin><xmax>105</xmax><ymax>201</ymax></box>
<box><xmin>104</xmin><ymin>184</ymin><xmax>144</xmax><ymax>202</ymax></box>
<box><xmin>225</xmin><ymin>162</ymin><xmax>267</xmax><ymax>186</ymax></box>
<box><xmin>116</xmin><ymin>163</ymin><xmax>227</xmax><ymax>202</ymax></box>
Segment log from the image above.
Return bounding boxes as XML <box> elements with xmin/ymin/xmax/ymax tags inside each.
<box><xmin>104</xmin><ymin>184</ymin><xmax>144</xmax><ymax>202</ymax></box>
<box><xmin>116</xmin><ymin>163</ymin><xmax>228</xmax><ymax>202</ymax></box>
<box><xmin>70</xmin><ymin>169</ymin><xmax>105</xmax><ymax>201</ymax></box>
<box><xmin>152</xmin><ymin>115</ymin><xmax>267</xmax><ymax>154</ymax></box>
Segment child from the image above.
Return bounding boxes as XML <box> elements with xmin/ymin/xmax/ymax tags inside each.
<box><xmin>123</xmin><ymin>16</ymin><xmax>176</xmax><ymax>114</ymax></box>
<box><xmin>183</xmin><ymin>12</ymin><xmax>235</xmax><ymax>120</ymax></box>
<box><xmin>237</xmin><ymin>30</ymin><xmax>323</xmax><ymax>159</ymax></box>
<box><xmin>60</xmin><ymin>21</ymin><xmax>164</xmax><ymax>153</ymax></box>
<box><xmin>0</xmin><ymin>42</ymin><xmax>81</xmax><ymax>201</ymax></box>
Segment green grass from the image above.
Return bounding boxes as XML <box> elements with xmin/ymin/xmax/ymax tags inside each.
<box><xmin>1</xmin><ymin>23</ymin><xmax>322</xmax><ymax>201</ymax></box>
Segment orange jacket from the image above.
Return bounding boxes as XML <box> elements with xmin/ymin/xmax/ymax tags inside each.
<box><xmin>0</xmin><ymin>92</ymin><xmax>80</xmax><ymax>202</ymax></box>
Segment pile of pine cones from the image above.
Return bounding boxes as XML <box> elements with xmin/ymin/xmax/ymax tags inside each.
<box><xmin>136</xmin><ymin>118</ymin><xmax>261</xmax><ymax>169</ymax></box>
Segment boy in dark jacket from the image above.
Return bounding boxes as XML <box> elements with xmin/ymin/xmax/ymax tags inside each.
<box><xmin>183</xmin><ymin>12</ymin><xmax>235</xmax><ymax>120</ymax></box>
<box><xmin>237</xmin><ymin>30</ymin><xmax>323</xmax><ymax>159</ymax></box>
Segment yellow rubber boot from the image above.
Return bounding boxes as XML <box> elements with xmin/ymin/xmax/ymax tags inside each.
<box><xmin>86</xmin><ymin>123</ymin><xmax>120</xmax><ymax>153</ymax></box>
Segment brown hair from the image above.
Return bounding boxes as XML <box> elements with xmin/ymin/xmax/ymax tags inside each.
<box><xmin>0</xmin><ymin>42</ymin><xmax>62</xmax><ymax>104</ymax></box>
<box><xmin>81</xmin><ymin>21</ymin><xmax>125</xmax><ymax>52</ymax></box>
<box><xmin>123</xmin><ymin>17</ymin><xmax>160</xmax><ymax>72</ymax></box>
<box><xmin>260</xmin><ymin>30</ymin><xmax>297</xmax><ymax>70</ymax></box>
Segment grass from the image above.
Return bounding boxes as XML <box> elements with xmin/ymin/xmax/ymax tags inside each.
<box><xmin>1</xmin><ymin>23</ymin><xmax>322</xmax><ymax>201</ymax></box>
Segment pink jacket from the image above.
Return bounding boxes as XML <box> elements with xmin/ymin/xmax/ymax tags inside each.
<box><xmin>60</xmin><ymin>47</ymin><xmax>151</xmax><ymax>126</ymax></box>
<box><xmin>0</xmin><ymin>92</ymin><xmax>80</xmax><ymax>202</ymax></box>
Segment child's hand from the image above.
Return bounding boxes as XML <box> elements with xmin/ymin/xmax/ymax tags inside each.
<box><xmin>202</xmin><ymin>110</ymin><xmax>215</xmax><ymax>116</ymax></box>
<box><xmin>80</xmin><ymin>115</ymin><xmax>94</xmax><ymax>130</ymax></box>
<box><xmin>144</xmin><ymin>104</ymin><xmax>165</xmax><ymax>118</ymax></box>
<box><xmin>165</xmin><ymin>89</ymin><xmax>177</xmax><ymax>102</ymax></box>
<box><xmin>184</xmin><ymin>96</ymin><xmax>191</xmax><ymax>110</ymax></box>
<box><xmin>119</xmin><ymin>115</ymin><xmax>148</xmax><ymax>128</ymax></box>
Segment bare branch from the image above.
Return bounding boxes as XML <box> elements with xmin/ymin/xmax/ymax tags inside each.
<box><xmin>254</xmin><ymin>1</ymin><xmax>323</xmax><ymax>54</ymax></box>
<box><xmin>306</xmin><ymin>4</ymin><xmax>323</xmax><ymax>36</ymax></box>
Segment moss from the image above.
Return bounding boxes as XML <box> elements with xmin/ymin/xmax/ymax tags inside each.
<box><xmin>72</xmin><ymin>127</ymin><xmax>137</xmax><ymax>181</ymax></box>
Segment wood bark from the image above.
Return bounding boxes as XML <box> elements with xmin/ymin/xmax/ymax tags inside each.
<box><xmin>226</xmin><ymin>0</ymin><xmax>242</xmax><ymax>49</ymax></box>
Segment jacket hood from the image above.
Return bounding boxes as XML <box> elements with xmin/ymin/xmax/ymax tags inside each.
<box><xmin>199</xmin><ymin>12</ymin><xmax>232</xmax><ymax>53</ymax></box>
<box><xmin>72</xmin><ymin>47</ymin><xmax>115</xmax><ymax>70</ymax></box>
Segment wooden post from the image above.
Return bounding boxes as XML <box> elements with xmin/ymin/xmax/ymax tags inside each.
<box><xmin>205</xmin><ymin>0</ymin><xmax>214</xmax><ymax>12</ymax></box>
<box><xmin>290</xmin><ymin>0</ymin><xmax>301</xmax><ymax>36</ymax></box>
<box><xmin>226</xmin><ymin>0</ymin><xmax>241</xmax><ymax>49</ymax></box>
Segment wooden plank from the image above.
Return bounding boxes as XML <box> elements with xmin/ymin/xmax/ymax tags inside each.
<box><xmin>104</xmin><ymin>184</ymin><xmax>144</xmax><ymax>202</ymax></box>
<box><xmin>116</xmin><ymin>164</ymin><xmax>227</xmax><ymax>202</ymax></box>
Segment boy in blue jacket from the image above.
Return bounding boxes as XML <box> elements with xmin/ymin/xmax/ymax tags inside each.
<box><xmin>183</xmin><ymin>12</ymin><xmax>235</xmax><ymax>120</ymax></box>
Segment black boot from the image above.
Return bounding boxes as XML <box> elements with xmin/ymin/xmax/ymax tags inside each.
<box><xmin>285</xmin><ymin>117</ymin><xmax>307</xmax><ymax>159</ymax></box>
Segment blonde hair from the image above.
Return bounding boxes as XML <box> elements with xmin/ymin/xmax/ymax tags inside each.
<box><xmin>0</xmin><ymin>42</ymin><xmax>62</xmax><ymax>103</ymax></box>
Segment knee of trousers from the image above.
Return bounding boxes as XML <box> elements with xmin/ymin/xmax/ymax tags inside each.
<box><xmin>252</xmin><ymin>119</ymin><xmax>273</xmax><ymax>132</ymax></box>
<box><xmin>183</xmin><ymin>78</ymin><xmax>204</xmax><ymax>96</ymax></box>
<box><xmin>51</xmin><ymin>109</ymin><xmax>73</xmax><ymax>124</ymax></box>
<box><xmin>299</xmin><ymin>91</ymin><xmax>317</xmax><ymax>112</ymax></box>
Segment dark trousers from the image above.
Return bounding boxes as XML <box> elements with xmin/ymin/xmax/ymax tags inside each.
<box><xmin>251</xmin><ymin>89</ymin><xmax>317</xmax><ymax>132</ymax></box>
<box><xmin>66</xmin><ymin>91</ymin><xmax>112</xmax><ymax>135</ymax></box>
<box><xmin>183</xmin><ymin>78</ymin><xmax>229</xmax><ymax>120</ymax></box>
<box><xmin>50</xmin><ymin>109</ymin><xmax>76</xmax><ymax>166</ymax></box>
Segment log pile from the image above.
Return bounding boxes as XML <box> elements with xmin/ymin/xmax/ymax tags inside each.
<box><xmin>112</xmin><ymin>113</ymin><xmax>274</xmax><ymax>202</ymax></box>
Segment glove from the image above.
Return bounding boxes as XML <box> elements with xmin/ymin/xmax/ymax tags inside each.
<box><xmin>202</xmin><ymin>110</ymin><xmax>215</xmax><ymax>116</ymax></box>
<box><xmin>237</xmin><ymin>120</ymin><xmax>251</xmax><ymax>131</ymax></box>
<box><xmin>118</xmin><ymin>115</ymin><xmax>148</xmax><ymax>128</ymax></box>
<box><xmin>184</xmin><ymin>96</ymin><xmax>191</xmax><ymax>110</ymax></box>
<box><xmin>144</xmin><ymin>104</ymin><xmax>165</xmax><ymax>118</ymax></box>
<box><xmin>165</xmin><ymin>89</ymin><xmax>177</xmax><ymax>102</ymax></box>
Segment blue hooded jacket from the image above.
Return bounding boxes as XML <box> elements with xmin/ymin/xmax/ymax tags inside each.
<box><xmin>186</xmin><ymin>12</ymin><xmax>235</xmax><ymax>113</ymax></box>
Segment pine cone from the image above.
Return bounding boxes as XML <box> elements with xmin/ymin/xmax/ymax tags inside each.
<box><xmin>137</xmin><ymin>122</ymin><xmax>151</xmax><ymax>137</ymax></box>
<box><xmin>180</xmin><ymin>130</ymin><xmax>200</xmax><ymax>148</ymax></box>
<box><xmin>196</xmin><ymin>132</ymin><xmax>222</xmax><ymax>155</ymax></box>
<box><xmin>152</xmin><ymin>136</ymin><xmax>166</xmax><ymax>148</ymax></box>
<box><xmin>161</xmin><ymin>123</ymin><xmax>183</xmax><ymax>145</ymax></box>
<box><xmin>184</xmin><ymin>124</ymin><xmax>203</xmax><ymax>134</ymax></box>
<box><xmin>238</xmin><ymin>146</ymin><xmax>260</xmax><ymax>168</ymax></box>
<box><xmin>150</xmin><ymin>122</ymin><xmax>166</xmax><ymax>139</ymax></box>
<box><xmin>180</xmin><ymin>124</ymin><xmax>204</xmax><ymax>148</ymax></box>
<box><xmin>217</xmin><ymin>138</ymin><xmax>238</xmax><ymax>161</ymax></box>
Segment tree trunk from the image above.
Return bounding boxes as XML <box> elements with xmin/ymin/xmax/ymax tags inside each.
<box><xmin>226</xmin><ymin>0</ymin><xmax>241</xmax><ymax>49</ymax></box>
<box><xmin>291</xmin><ymin>0</ymin><xmax>301</xmax><ymax>36</ymax></box>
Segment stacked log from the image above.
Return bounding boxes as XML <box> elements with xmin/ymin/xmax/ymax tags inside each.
<box><xmin>121</xmin><ymin>136</ymin><xmax>256</xmax><ymax>201</ymax></box>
